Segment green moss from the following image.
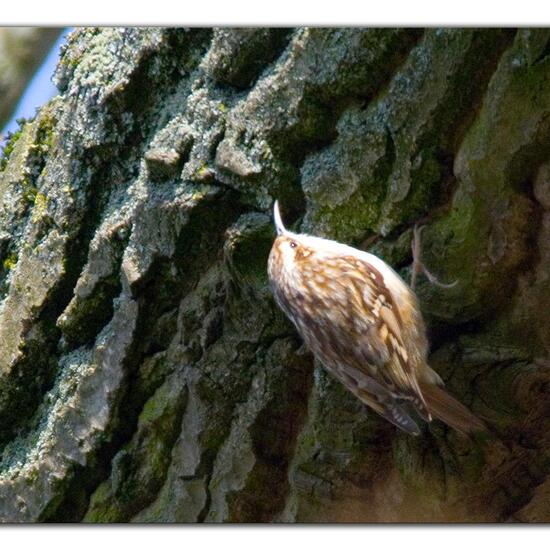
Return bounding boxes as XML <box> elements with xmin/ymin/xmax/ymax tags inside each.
<box><xmin>311</xmin><ymin>196</ymin><xmax>382</xmax><ymax>244</ymax></box>
<box><xmin>83</xmin><ymin>482</ymin><xmax>121</xmax><ymax>523</ymax></box>
<box><xmin>192</xmin><ymin>164</ymin><xmax>214</xmax><ymax>183</ymax></box>
<box><xmin>2</xmin><ymin>253</ymin><xmax>18</xmax><ymax>271</ymax></box>
<box><xmin>35</xmin><ymin>108</ymin><xmax>57</xmax><ymax>153</ymax></box>
<box><xmin>85</xmin><ymin>376</ymin><xmax>187</xmax><ymax>522</ymax></box>
<box><xmin>22</xmin><ymin>184</ymin><xmax>38</xmax><ymax>205</ymax></box>
<box><xmin>413</xmin><ymin>31</ymin><xmax>550</xmax><ymax>324</ymax></box>
<box><xmin>30</xmin><ymin>192</ymin><xmax>50</xmax><ymax>224</ymax></box>
<box><xmin>0</xmin><ymin>105</ymin><xmax>55</xmax><ymax>176</ymax></box>
<box><xmin>197</xmin><ymin>164</ymin><xmax>208</xmax><ymax>176</ymax></box>
<box><xmin>138</xmin><ymin>385</ymin><xmax>171</xmax><ymax>423</ymax></box>
<box><xmin>0</xmin><ymin>125</ymin><xmax>25</xmax><ymax>171</ymax></box>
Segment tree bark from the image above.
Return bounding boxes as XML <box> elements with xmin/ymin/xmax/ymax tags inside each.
<box><xmin>0</xmin><ymin>27</ymin><xmax>549</xmax><ymax>523</ymax></box>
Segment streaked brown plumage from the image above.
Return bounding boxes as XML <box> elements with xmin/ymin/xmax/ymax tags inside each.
<box><xmin>267</xmin><ymin>201</ymin><xmax>485</xmax><ymax>436</ymax></box>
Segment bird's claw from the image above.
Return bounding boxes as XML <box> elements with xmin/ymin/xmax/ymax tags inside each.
<box><xmin>295</xmin><ymin>343</ymin><xmax>311</xmax><ymax>357</ymax></box>
<box><xmin>411</xmin><ymin>224</ymin><xmax>458</xmax><ymax>291</ymax></box>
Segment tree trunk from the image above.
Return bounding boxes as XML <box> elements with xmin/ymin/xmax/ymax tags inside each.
<box><xmin>0</xmin><ymin>27</ymin><xmax>549</xmax><ymax>523</ymax></box>
<box><xmin>0</xmin><ymin>27</ymin><xmax>62</xmax><ymax>130</ymax></box>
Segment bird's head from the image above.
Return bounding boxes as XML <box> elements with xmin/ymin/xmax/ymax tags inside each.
<box><xmin>270</xmin><ymin>201</ymin><xmax>316</xmax><ymax>271</ymax></box>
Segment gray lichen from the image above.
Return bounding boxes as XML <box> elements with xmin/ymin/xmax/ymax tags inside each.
<box><xmin>0</xmin><ymin>27</ymin><xmax>548</xmax><ymax>523</ymax></box>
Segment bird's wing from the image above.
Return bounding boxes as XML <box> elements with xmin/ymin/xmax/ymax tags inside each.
<box><xmin>334</xmin><ymin>362</ymin><xmax>421</xmax><ymax>435</ymax></box>
<box><xmin>328</xmin><ymin>255</ymin><xmax>430</xmax><ymax>419</ymax></box>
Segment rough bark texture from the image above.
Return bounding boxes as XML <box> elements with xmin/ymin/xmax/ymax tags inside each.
<box><xmin>0</xmin><ymin>27</ymin><xmax>549</xmax><ymax>523</ymax></box>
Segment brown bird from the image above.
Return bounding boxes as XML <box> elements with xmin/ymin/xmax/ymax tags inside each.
<box><xmin>267</xmin><ymin>201</ymin><xmax>485</xmax><ymax>436</ymax></box>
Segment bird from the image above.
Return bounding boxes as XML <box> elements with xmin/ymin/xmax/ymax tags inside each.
<box><xmin>267</xmin><ymin>200</ymin><xmax>485</xmax><ymax>436</ymax></box>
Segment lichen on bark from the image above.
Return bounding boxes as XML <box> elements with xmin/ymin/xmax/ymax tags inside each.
<box><xmin>0</xmin><ymin>27</ymin><xmax>549</xmax><ymax>523</ymax></box>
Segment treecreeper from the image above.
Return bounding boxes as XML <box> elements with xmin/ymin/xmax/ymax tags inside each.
<box><xmin>267</xmin><ymin>201</ymin><xmax>486</xmax><ymax>436</ymax></box>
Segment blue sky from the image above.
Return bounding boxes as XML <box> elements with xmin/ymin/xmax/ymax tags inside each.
<box><xmin>1</xmin><ymin>28</ymin><xmax>71</xmax><ymax>141</ymax></box>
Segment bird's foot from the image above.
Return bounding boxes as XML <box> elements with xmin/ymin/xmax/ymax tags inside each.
<box><xmin>411</xmin><ymin>224</ymin><xmax>458</xmax><ymax>291</ymax></box>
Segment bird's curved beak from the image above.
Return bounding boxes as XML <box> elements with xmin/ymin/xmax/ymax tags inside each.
<box><xmin>273</xmin><ymin>200</ymin><xmax>287</xmax><ymax>236</ymax></box>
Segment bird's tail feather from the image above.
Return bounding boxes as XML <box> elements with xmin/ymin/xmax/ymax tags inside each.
<box><xmin>419</xmin><ymin>382</ymin><xmax>486</xmax><ymax>436</ymax></box>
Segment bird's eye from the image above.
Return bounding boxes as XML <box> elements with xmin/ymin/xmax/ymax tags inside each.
<box><xmin>290</xmin><ymin>241</ymin><xmax>297</xmax><ymax>249</ymax></box>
